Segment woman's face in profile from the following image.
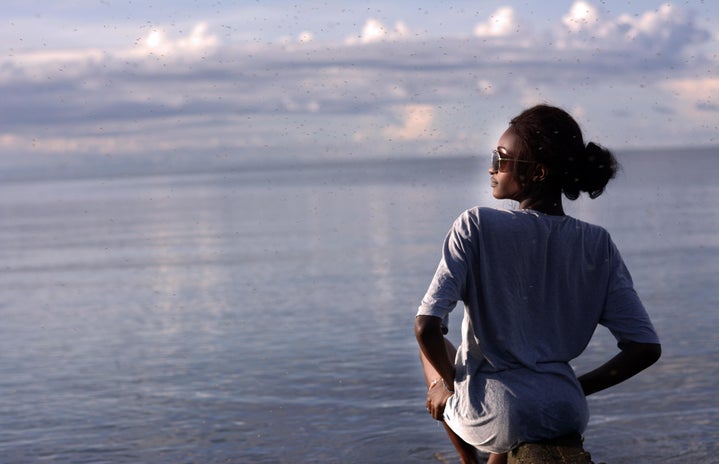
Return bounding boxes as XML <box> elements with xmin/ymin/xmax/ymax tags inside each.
<box><xmin>490</xmin><ymin>127</ymin><xmax>522</xmax><ymax>201</ymax></box>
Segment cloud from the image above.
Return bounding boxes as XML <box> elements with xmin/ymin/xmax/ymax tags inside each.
<box><xmin>556</xmin><ymin>1</ymin><xmax>710</xmax><ymax>61</ymax></box>
<box><xmin>474</xmin><ymin>7</ymin><xmax>518</xmax><ymax>37</ymax></box>
<box><xmin>562</xmin><ymin>1</ymin><xmax>600</xmax><ymax>33</ymax></box>
<box><xmin>477</xmin><ymin>79</ymin><xmax>496</xmax><ymax>96</ymax></box>
<box><xmin>383</xmin><ymin>105</ymin><xmax>438</xmax><ymax>141</ymax></box>
<box><xmin>298</xmin><ymin>31</ymin><xmax>314</xmax><ymax>44</ymax></box>
<box><xmin>0</xmin><ymin>2</ymin><xmax>715</xmax><ymax>176</ymax></box>
<box><xmin>132</xmin><ymin>22</ymin><xmax>219</xmax><ymax>57</ymax></box>
<box><xmin>661</xmin><ymin>76</ymin><xmax>719</xmax><ymax>121</ymax></box>
<box><xmin>346</xmin><ymin>19</ymin><xmax>410</xmax><ymax>45</ymax></box>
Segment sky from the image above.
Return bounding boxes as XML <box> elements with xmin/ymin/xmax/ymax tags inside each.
<box><xmin>1</xmin><ymin>0</ymin><xmax>717</xmax><ymax>177</ymax></box>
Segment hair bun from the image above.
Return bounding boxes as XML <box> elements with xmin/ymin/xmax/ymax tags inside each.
<box><xmin>563</xmin><ymin>142</ymin><xmax>617</xmax><ymax>200</ymax></box>
<box><xmin>510</xmin><ymin>105</ymin><xmax>619</xmax><ymax>201</ymax></box>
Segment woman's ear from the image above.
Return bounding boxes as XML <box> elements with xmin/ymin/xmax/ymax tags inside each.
<box><xmin>532</xmin><ymin>164</ymin><xmax>548</xmax><ymax>182</ymax></box>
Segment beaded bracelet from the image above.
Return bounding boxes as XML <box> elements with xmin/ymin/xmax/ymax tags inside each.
<box><xmin>431</xmin><ymin>378</ymin><xmax>455</xmax><ymax>393</ymax></box>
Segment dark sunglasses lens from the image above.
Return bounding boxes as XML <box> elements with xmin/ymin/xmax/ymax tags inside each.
<box><xmin>492</xmin><ymin>151</ymin><xmax>499</xmax><ymax>171</ymax></box>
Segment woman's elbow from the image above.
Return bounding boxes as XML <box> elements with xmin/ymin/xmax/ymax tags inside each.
<box><xmin>634</xmin><ymin>342</ymin><xmax>662</xmax><ymax>368</ymax></box>
<box><xmin>644</xmin><ymin>343</ymin><xmax>662</xmax><ymax>365</ymax></box>
<box><xmin>414</xmin><ymin>315</ymin><xmax>441</xmax><ymax>343</ymax></box>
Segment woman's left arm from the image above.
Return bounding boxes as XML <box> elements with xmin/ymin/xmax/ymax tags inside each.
<box><xmin>577</xmin><ymin>341</ymin><xmax>661</xmax><ymax>396</ymax></box>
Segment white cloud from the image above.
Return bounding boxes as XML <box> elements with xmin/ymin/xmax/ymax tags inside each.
<box><xmin>477</xmin><ymin>79</ymin><xmax>496</xmax><ymax>96</ymax></box>
<box><xmin>298</xmin><ymin>31</ymin><xmax>314</xmax><ymax>43</ymax></box>
<box><xmin>346</xmin><ymin>19</ymin><xmax>410</xmax><ymax>45</ymax></box>
<box><xmin>383</xmin><ymin>105</ymin><xmax>438</xmax><ymax>141</ymax></box>
<box><xmin>1</xmin><ymin>21</ymin><xmax>220</xmax><ymax>79</ymax></box>
<box><xmin>662</xmin><ymin>77</ymin><xmax>719</xmax><ymax>116</ymax></box>
<box><xmin>145</xmin><ymin>30</ymin><xmax>166</xmax><ymax>50</ymax></box>
<box><xmin>556</xmin><ymin>1</ymin><xmax>710</xmax><ymax>58</ymax></box>
<box><xmin>474</xmin><ymin>7</ymin><xmax>517</xmax><ymax>37</ymax></box>
<box><xmin>562</xmin><ymin>1</ymin><xmax>599</xmax><ymax>34</ymax></box>
<box><xmin>133</xmin><ymin>22</ymin><xmax>219</xmax><ymax>57</ymax></box>
<box><xmin>625</xmin><ymin>3</ymin><xmax>674</xmax><ymax>40</ymax></box>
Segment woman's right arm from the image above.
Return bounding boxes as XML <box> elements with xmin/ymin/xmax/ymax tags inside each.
<box><xmin>415</xmin><ymin>315</ymin><xmax>456</xmax><ymax>387</ymax></box>
<box><xmin>578</xmin><ymin>342</ymin><xmax>661</xmax><ymax>396</ymax></box>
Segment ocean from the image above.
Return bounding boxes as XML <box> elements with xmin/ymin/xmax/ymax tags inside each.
<box><xmin>0</xmin><ymin>148</ymin><xmax>717</xmax><ymax>463</ymax></box>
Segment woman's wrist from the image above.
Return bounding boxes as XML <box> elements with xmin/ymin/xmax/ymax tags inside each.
<box><xmin>431</xmin><ymin>377</ymin><xmax>454</xmax><ymax>393</ymax></box>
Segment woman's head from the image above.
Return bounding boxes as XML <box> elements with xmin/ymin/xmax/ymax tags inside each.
<box><xmin>495</xmin><ymin>104</ymin><xmax>617</xmax><ymax>201</ymax></box>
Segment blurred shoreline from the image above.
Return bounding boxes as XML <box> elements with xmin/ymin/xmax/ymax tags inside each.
<box><xmin>2</xmin><ymin>145</ymin><xmax>716</xmax><ymax>184</ymax></box>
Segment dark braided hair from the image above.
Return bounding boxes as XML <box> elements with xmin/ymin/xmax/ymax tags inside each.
<box><xmin>509</xmin><ymin>104</ymin><xmax>617</xmax><ymax>200</ymax></box>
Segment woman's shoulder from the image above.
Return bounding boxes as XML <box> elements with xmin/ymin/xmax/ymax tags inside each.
<box><xmin>460</xmin><ymin>206</ymin><xmax>544</xmax><ymax>226</ymax></box>
<box><xmin>558</xmin><ymin>216</ymin><xmax>617</xmax><ymax>254</ymax></box>
<box><xmin>461</xmin><ymin>206</ymin><xmax>517</xmax><ymax>221</ymax></box>
<box><xmin>453</xmin><ymin>207</ymin><xmax>528</xmax><ymax>237</ymax></box>
<box><xmin>564</xmin><ymin>215</ymin><xmax>611</xmax><ymax>236</ymax></box>
<box><xmin>461</xmin><ymin>207</ymin><xmax>612</xmax><ymax>239</ymax></box>
<box><xmin>454</xmin><ymin>206</ymin><xmax>503</xmax><ymax>228</ymax></box>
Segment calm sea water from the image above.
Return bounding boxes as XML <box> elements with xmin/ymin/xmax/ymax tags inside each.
<box><xmin>1</xmin><ymin>149</ymin><xmax>717</xmax><ymax>463</ymax></box>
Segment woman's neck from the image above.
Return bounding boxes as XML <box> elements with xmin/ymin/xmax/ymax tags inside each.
<box><xmin>519</xmin><ymin>194</ymin><xmax>565</xmax><ymax>216</ymax></box>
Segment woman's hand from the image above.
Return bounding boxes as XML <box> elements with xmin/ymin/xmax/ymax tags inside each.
<box><xmin>426</xmin><ymin>378</ymin><xmax>454</xmax><ymax>421</ymax></box>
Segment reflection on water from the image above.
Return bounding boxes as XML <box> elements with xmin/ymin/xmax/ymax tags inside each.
<box><xmin>0</xmin><ymin>150</ymin><xmax>717</xmax><ymax>463</ymax></box>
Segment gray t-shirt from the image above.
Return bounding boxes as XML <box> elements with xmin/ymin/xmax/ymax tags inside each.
<box><xmin>417</xmin><ymin>207</ymin><xmax>659</xmax><ymax>453</ymax></box>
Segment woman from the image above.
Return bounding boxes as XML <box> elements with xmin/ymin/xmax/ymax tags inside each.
<box><xmin>415</xmin><ymin>105</ymin><xmax>661</xmax><ymax>464</ymax></box>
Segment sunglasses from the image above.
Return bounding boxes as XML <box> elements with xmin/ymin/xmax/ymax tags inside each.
<box><xmin>491</xmin><ymin>149</ymin><xmax>535</xmax><ymax>173</ymax></box>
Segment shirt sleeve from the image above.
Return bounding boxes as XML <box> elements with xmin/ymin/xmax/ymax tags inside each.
<box><xmin>416</xmin><ymin>212</ymin><xmax>474</xmax><ymax>332</ymax></box>
<box><xmin>600</xmin><ymin>240</ymin><xmax>660</xmax><ymax>348</ymax></box>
